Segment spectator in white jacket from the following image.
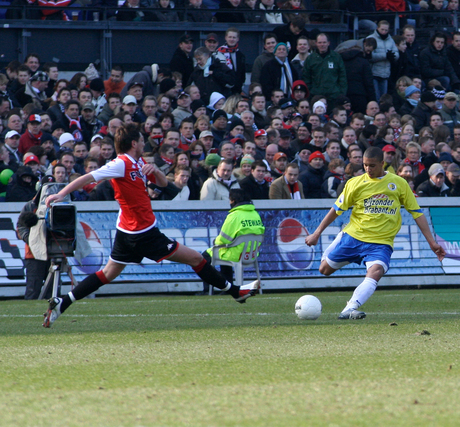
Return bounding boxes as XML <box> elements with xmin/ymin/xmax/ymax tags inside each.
<box><xmin>200</xmin><ymin>158</ymin><xmax>240</xmax><ymax>200</ymax></box>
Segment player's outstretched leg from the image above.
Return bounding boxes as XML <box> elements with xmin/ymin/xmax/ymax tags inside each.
<box><xmin>43</xmin><ymin>262</ymin><xmax>123</xmax><ymax>328</ymax></box>
<box><xmin>169</xmin><ymin>245</ymin><xmax>260</xmax><ymax>303</ymax></box>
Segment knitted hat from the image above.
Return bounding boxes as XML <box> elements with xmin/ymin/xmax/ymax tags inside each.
<box><xmin>421</xmin><ymin>91</ymin><xmax>437</xmax><ymax>103</ymax></box>
<box><xmin>159</xmin><ymin>78</ymin><xmax>176</xmax><ymax>94</ymax></box>
<box><xmin>30</xmin><ymin>71</ymin><xmax>49</xmax><ymax>82</ymax></box>
<box><xmin>84</xmin><ymin>63</ymin><xmax>99</xmax><ymax>80</ymax></box>
<box><xmin>228</xmin><ymin>118</ymin><xmax>245</xmax><ymax>132</ymax></box>
<box><xmin>312</xmin><ymin>100</ymin><xmax>326</xmax><ymax>113</ymax></box>
<box><xmin>240</xmin><ymin>154</ymin><xmax>255</xmax><ymax>165</ymax></box>
<box><xmin>432</xmin><ymin>85</ymin><xmax>446</xmax><ymax>99</ymax></box>
<box><xmin>205</xmin><ymin>153</ymin><xmax>222</xmax><ymax>166</ymax></box>
<box><xmin>309</xmin><ymin>151</ymin><xmax>325</xmax><ymax>163</ymax></box>
<box><xmin>274</xmin><ymin>42</ymin><xmax>288</xmax><ymax>54</ymax></box>
<box><xmin>438</xmin><ymin>152</ymin><xmax>453</xmax><ymax>163</ymax></box>
<box><xmin>89</xmin><ymin>78</ymin><xmax>104</xmax><ymax>92</ymax></box>
<box><xmin>299</xmin><ymin>122</ymin><xmax>312</xmax><ymax>133</ymax></box>
<box><xmin>212</xmin><ymin>109</ymin><xmax>227</xmax><ymax>122</ymax></box>
<box><xmin>59</xmin><ymin>133</ymin><xmax>75</xmax><ymax>146</ymax></box>
<box><xmin>405</xmin><ymin>85</ymin><xmax>420</xmax><ymax>98</ymax></box>
<box><xmin>191</xmin><ymin>99</ymin><xmax>205</xmax><ymax>112</ymax></box>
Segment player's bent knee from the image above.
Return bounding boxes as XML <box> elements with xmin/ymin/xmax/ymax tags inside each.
<box><xmin>319</xmin><ymin>261</ymin><xmax>335</xmax><ymax>276</ymax></box>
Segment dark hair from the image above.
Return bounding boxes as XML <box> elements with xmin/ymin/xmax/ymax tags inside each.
<box><xmin>114</xmin><ymin>123</ymin><xmax>141</xmax><ymax>154</ymax></box>
<box><xmin>53</xmin><ymin>163</ymin><xmax>66</xmax><ymax>174</ymax></box>
<box><xmin>108</xmin><ymin>92</ymin><xmax>121</xmax><ymax>101</ymax></box>
<box><xmin>64</xmin><ymin>100</ymin><xmax>81</xmax><ymax>110</ymax></box>
<box><xmin>25</xmin><ymin>53</ymin><xmax>40</xmax><ymax>63</ymax></box>
<box><xmin>263</xmin><ymin>32</ymin><xmax>277</xmax><ymax>44</ymax></box>
<box><xmin>430</xmin><ymin>32</ymin><xmax>447</xmax><ymax>44</ymax></box>
<box><xmin>364</xmin><ymin>146</ymin><xmax>383</xmax><ymax>161</ymax></box>
<box><xmin>380</xmin><ymin>103</ymin><xmax>394</xmax><ymax>114</ymax></box>
<box><xmin>363</xmin><ymin>37</ymin><xmax>377</xmax><ymax>49</ymax></box>
<box><xmin>393</xmin><ymin>35</ymin><xmax>405</xmax><ymax>45</ymax></box>
<box><xmin>43</xmin><ymin>62</ymin><xmax>57</xmax><ymax>73</ymax></box>
<box><xmin>111</xmin><ymin>65</ymin><xmax>124</xmax><ymax>74</ymax></box>
<box><xmin>229</xmin><ymin>188</ymin><xmax>251</xmax><ymax>204</ymax></box>
<box><xmin>159</xmin><ymin>143</ymin><xmax>174</xmax><ymax>155</ymax></box>
<box><xmin>59</xmin><ymin>151</ymin><xmax>75</xmax><ymax>161</ymax></box>
<box><xmin>251</xmin><ymin>159</ymin><xmax>267</xmax><ymax>171</ymax></box>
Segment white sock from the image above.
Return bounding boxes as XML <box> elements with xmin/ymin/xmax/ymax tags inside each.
<box><xmin>222</xmin><ymin>282</ymin><xmax>231</xmax><ymax>292</ymax></box>
<box><xmin>344</xmin><ymin>277</ymin><xmax>378</xmax><ymax>310</ymax></box>
<box><xmin>68</xmin><ymin>291</ymin><xmax>76</xmax><ymax>303</ymax></box>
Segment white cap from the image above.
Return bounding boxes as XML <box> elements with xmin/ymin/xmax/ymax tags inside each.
<box><xmin>123</xmin><ymin>95</ymin><xmax>137</xmax><ymax>105</ymax></box>
<box><xmin>5</xmin><ymin>130</ymin><xmax>20</xmax><ymax>139</ymax></box>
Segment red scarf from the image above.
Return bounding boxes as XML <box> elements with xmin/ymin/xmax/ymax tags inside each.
<box><xmin>287</xmin><ymin>180</ymin><xmax>301</xmax><ymax>199</ymax></box>
<box><xmin>217</xmin><ymin>44</ymin><xmax>239</xmax><ymax>69</ymax></box>
<box><xmin>404</xmin><ymin>158</ymin><xmax>425</xmax><ymax>174</ymax></box>
<box><xmin>161</xmin><ymin>156</ymin><xmax>173</xmax><ymax>165</ymax></box>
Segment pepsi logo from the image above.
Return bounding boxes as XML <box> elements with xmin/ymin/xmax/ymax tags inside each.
<box><xmin>276</xmin><ymin>218</ymin><xmax>314</xmax><ymax>270</ymax></box>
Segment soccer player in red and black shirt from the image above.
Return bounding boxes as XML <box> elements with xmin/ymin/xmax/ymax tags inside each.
<box><xmin>43</xmin><ymin>123</ymin><xmax>260</xmax><ymax>328</ymax></box>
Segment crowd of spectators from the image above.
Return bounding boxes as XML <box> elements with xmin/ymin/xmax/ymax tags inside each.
<box><xmin>2</xmin><ymin>1</ymin><xmax>460</xmax><ymax>203</ymax></box>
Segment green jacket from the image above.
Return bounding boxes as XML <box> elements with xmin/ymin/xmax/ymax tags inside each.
<box><xmin>207</xmin><ymin>202</ymin><xmax>265</xmax><ymax>262</ymax></box>
<box><xmin>302</xmin><ymin>49</ymin><xmax>347</xmax><ymax>100</ymax></box>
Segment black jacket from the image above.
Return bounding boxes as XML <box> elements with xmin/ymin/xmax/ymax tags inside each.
<box><xmin>447</xmin><ymin>45</ymin><xmax>460</xmax><ymax>81</ymax></box>
<box><xmin>419</xmin><ymin>44</ymin><xmax>459</xmax><ymax>85</ymax></box>
<box><xmin>412</xmin><ymin>101</ymin><xmax>435</xmax><ymax>133</ymax></box>
<box><xmin>239</xmin><ymin>174</ymin><xmax>270</xmax><ymax>200</ymax></box>
<box><xmin>340</xmin><ymin>48</ymin><xmax>376</xmax><ymax>101</ymax></box>
<box><xmin>299</xmin><ymin>165</ymin><xmax>325</xmax><ymax>199</ymax></box>
<box><xmin>214</xmin><ymin>0</ymin><xmax>246</xmax><ymax>23</ymax></box>
<box><xmin>187</xmin><ymin>58</ymin><xmax>235</xmax><ymax>105</ymax></box>
<box><xmin>405</xmin><ymin>41</ymin><xmax>421</xmax><ymax>78</ymax></box>
<box><xmin>170</xmin><ymin>47</ymin><xmax>194</xmax><ymax>89</ymax></box>
<box><xmin>259</xmin><ymin>58</ymin><xmax>299</xmax><ymax>99</ymax></box>
<box><xmin>416</xmin><ymin>179</ymin><xmax>450</xmax><ymax>197</ymax></box>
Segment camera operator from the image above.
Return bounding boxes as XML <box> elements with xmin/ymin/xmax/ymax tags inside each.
<box><xmin>16</xmin><ymin>176</ymin><xmax>58</xmax><ymax>300</ymax></box>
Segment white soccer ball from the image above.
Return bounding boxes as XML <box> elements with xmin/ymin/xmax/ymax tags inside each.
<box><xmin>295</xmin><ymin>295</ymin><xmax>322</xmax><ymax>320</ymax></box>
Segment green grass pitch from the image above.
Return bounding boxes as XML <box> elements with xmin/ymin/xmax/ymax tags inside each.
<box><xmin>1</xmin><ymin>289</ymin><xmax>459</xmax><ymax>427</ymax></box>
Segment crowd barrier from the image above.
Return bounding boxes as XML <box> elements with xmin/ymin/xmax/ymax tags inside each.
<box><xmin>1</xmin><ymin>198</ymin><xmax>459</xmax><ymax>298</ymax></box>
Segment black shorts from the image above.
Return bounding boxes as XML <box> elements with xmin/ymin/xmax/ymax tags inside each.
<box><xmin>110</xmin><ymin>227</ymin><xmax>179</xmax><ymax>264</ymax></box>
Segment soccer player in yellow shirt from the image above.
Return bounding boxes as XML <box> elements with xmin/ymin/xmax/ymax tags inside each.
<box><xmin>305</xmin><ymin>146</ymin><xmax>445</xmax><ymax>319</ymax></box>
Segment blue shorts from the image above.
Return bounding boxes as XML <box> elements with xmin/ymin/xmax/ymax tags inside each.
<box><xmin>324</xmin><ymin>232</ymin><xmax>393</xmax><ymax>273</ymax></box>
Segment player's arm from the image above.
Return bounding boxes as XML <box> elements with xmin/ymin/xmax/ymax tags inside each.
<box><xmin>305</xmin><ymin>207</ymin><xmax>339</xmax><ymax>246</ymax></box>
<box><xmin>46</xmin><ymin>173</ymin><xmax>96</xmax><ymax>207</ymax></box>
<box><xmin>143</xmin><ymin>163</ymin><xmax>168</xmax><ymax>188</ymax></box>
<box><xmin>414</xmin><ymin>215</ymin><xmax>446</xmax><ymax>261</ymax></box>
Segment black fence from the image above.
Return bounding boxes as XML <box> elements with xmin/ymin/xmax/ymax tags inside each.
<box><xmin>0</xmin><ymin>6</ymin><xmax>457</xmax><ymax>78</ymax></box>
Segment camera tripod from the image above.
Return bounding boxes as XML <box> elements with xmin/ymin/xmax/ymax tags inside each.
<box><xmin>38</xmin><ymin>257</ymin><xmax>78</xmax><ymax>300</ymax></box>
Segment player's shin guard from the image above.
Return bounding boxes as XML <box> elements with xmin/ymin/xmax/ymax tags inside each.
<box><xmin>193</xmin><ymin>259</ymin><xmax>237</xmax><ymax>296</ymax></box>
<box><xmin>71</xmin><ymin>270</ymin><xmax>110</xmax><ymax>301</ymax></box>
